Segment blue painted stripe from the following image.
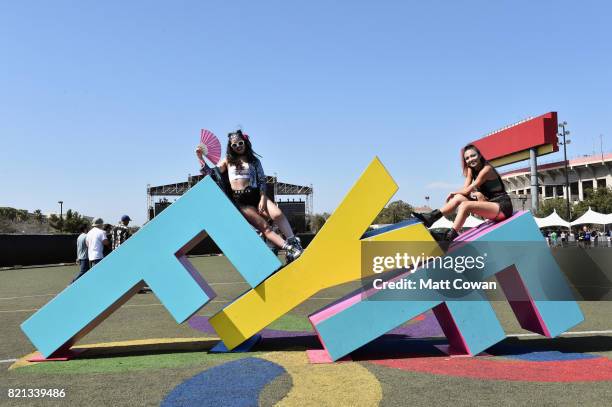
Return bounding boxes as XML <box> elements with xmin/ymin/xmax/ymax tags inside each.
<box><xmin>161</xmin><ymin>357</ymin><xmax>286</xmax><ymax>407</ymax></box>
<box><xmin>361</xmin><ymin>219</ymin><xmax>419</xmax><ymax>239</ymax></box>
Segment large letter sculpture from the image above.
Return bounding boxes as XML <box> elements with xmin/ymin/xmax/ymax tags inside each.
<box><xmin>21</xmin><ymin>177</ymin><xmax>281</xmax><ymax>358</ymax></box>
<box><xmin>21</xmin><ymin>158</ymin><xmax>583</xmax><ymax>362</ymax></box>
<box><xmin>209</xmin><ymin>158</ymin><xmax>441</xmax><ymax>350</ymax></box>
<box><xmin>309</xmin><ymin>211</ymin><xmax>584</xmax><ymax>361</ymax></box>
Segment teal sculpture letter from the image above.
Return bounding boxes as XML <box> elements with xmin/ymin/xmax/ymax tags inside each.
<box><xmin>21</xmin><ymin>178</ymin><xmax>281</xmax><ymax>358</ymax></box>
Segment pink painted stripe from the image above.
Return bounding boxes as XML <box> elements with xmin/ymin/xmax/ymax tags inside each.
<box><xmin>310</xmin><ymin>267</ymin><xmax>420</xmax><ymax>325</ymax></box>
<box><xmin>306</xmin><ymin>349</ymin><xmax>352</xmax><ymax>364</ymax></box>
<box><xmin>309</xmin><ymin>294</ymin><xmax>363</xmax><ymax>325</ymax></box>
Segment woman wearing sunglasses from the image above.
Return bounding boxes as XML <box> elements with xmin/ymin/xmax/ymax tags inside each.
<box><xmin>412</xmin><ymin>144</ymin><xmax>513</xmax><ymax>241</ymax></box>
<box><xmin>197</xmin><ymin>130</ymin><xmax>303</xmax><ymax>263</ymax></box>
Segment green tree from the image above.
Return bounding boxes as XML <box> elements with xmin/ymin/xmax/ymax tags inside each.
<box><xmin>373</xmin><ymin>200</ymin><xmax>413</xmax><ymax>224</ymax></box>
<box><xmin>16</xmin><ymin>209</ymin><xmax>29</xmax><ymax>222</ymax></box>
<box><xmin>0</xmin><ymin>207</ymin><xmax>18</xmax><ymax>222</ymax></box>
<box><xmin>536</xmin><ymin>198</ymin><xmax>570</xmax><ymax>221</ymax></box>
<box><xmin>573</xmin><ymin>187</ymin><xmax>612</xmax><ymax>220</ymax></box>
<box><xmin>49</xmin><ymin>209</ymin><xmax>90</xmax><ymax>233</ymax></box>
<box><xmin>33</xmin><ymin>209</ymin><xmax>44</xmax><ymax>224</ymax></box>
<box><xmin>49</xmin><ymin>214</ymin><xmax>63</xmax><ymax>232</ymax></box>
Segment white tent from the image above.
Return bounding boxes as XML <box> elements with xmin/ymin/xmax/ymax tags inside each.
<box><xmin>570</xmin><ymin>207</ymin><xmax>609</xmax><ymax>226</ymax></box>
<box><xmin>534</xmin><ymin>209</ymin><xmax>570</xmax><ymax>229</ymax></box>
<box><xmin>464</xmin><ymin>215</ymin><xmax>485</xmax><ymax>228</ymax></box>
<box><xmin>429</xmin><ymin>216</ymin><xmax>454</xmax><ymax>229</ymax></box>
<box><xmin>606</xmin><ymin>213</ymin><xmax>612</xmax><ymax>225</ymax></box>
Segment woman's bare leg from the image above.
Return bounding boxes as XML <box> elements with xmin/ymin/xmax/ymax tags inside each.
<box><xmin>440</xmin><ymin>194</ymin><xmax>469</xmax><ymax>216</ymax></box>
<box><xmin>240</xmin><ymin>206</ymin><xmax>286</xmax><ymax>248</ymax></box>
<box><xmin>452</xmin><ymin>201</ymin><xmax>504</xmax><ymax>231</ymax></box>
<box><xmin>265</xmin><ymin>200</ymin><xmax>295</xmax><ymax>239</ymax></box>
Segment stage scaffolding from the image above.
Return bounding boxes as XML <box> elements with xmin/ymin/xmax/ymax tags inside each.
<box><xmin>146</xmin><ymin>174</ymin><xmax>313</xmax><ymax>221</ymax></box>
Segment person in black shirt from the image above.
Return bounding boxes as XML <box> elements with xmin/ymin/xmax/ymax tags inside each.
<box><xmin>413</xmin><ymin>144</ymin><xmax>513</xmax><ymax>241</ymax></box>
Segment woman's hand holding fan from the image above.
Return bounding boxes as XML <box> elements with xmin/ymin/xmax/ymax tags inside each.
<box><xmin>196</xmin><ymin>129</ymin><xmax>222</xmax><ymax>175</ymax></box>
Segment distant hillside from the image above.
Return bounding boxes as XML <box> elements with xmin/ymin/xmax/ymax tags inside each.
<box><xmin>0</xmin><ymin>208</ymin><xmax>57</xmax><ymax>234</ymax></box>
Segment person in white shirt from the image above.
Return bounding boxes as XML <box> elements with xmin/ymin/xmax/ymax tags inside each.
<box><xmin>86</xmin><ymin>218</ymin><xmax>110</xmax><ymax>268</ymax></box>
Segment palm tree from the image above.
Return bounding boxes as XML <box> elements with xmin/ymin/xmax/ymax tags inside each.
<box><xmin>34</xmin><ymin>209</ymin><xmax>44</xmax><ymax>224</ymax></box>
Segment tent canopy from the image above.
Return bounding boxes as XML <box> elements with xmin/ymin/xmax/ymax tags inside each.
<box><xmin>429</xmin><ymin>216</ymin><xmax>454</xmax><ymax>229</ymax></box>
<box><xmin>428</xmin><ymin>215</ymin><xmax>484</xmax><ymax>229</ymax></box>
<box><xmin>534</xmin><ymin>209</ymin><xmax>570</xmax><ymax>229</ymax></box>
<box><xmin>571</xmin><ymin>207</ymin><xmax>609</xmax><ymax>226</ymax></box>
<box><xmin>464</xmin><ymin>215</ymin><xmax>485</xmax><ymax>228</ymax></box>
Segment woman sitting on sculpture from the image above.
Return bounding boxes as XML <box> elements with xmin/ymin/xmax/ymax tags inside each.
<box><xmin>413</xmin><ymin>144</ymin><xmax>513</xmax><ymax>241</ymax></box>
<box><xmin>197</xmin><ymin>130</ymin><xmax>303</xmax><ymax>262</ymax></box>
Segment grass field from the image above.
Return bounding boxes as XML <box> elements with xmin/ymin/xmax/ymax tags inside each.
<box><xmin>1</xmin><ymin>256</ymin><xmax>611</xmax><ymax>406</ymax></box>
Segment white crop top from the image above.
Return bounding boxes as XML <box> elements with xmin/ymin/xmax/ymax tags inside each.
<box><xmin>228</xmin><ymin>162</ymin><xmax>251</xmax><ymax>181</ymax></box>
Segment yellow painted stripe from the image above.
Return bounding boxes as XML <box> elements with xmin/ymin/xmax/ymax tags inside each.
<box><xmin>9</xmin><ymin>337</ymin><xmax>219</xmax><ymax>370</ymax></box>
<box><xmin>261</xmin><ymin>352</ymin><xmax>382</xmax><ymax>407</ymax></box>
<box><xmin>490</xmin><ymin>144</ymin><xmax>555</xmax><ymax>167</ymax></box>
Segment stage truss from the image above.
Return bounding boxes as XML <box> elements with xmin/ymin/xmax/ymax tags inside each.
<box><xmin>146</xmin><ymin>174</ymin><xmax>313</xmax><ymax>220</ymax></box>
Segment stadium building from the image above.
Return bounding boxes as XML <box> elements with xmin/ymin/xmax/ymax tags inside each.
<box><xmin>500</xmin><ymin>152</ymin><xmax>612</xmax><ymax>209</ymax></box>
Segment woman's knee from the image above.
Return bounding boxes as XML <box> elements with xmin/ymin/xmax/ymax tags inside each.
<box><xmin>451</xmin><ymin>194</ymin><xmax>467</xmax><ymax>206</ymax></box>
<box><xmin>266</xmin><ymin>202</ymin><xmax>282</xmax><ymax>219</ymax></box>
<box><xmin>457</xmin><ymin>201</ymin><xmax>473</xmax><ymax>213</ymax></box>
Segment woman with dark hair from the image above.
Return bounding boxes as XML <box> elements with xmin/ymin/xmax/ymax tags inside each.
<box><xmin>197</xmin><ymin>130</ymin><xmax>303</xmax><ymax>262</ymax></box>
<box><xmin>413</xmin><ymin>144</ymin><xmax>513</xmax><ymax>241</ymax></box>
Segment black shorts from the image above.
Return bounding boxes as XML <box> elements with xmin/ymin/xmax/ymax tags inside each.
<box><xmin>232</xmin><ymin>187</ymin><xmax>261</xmax><ymax>208</ymax></box>
<box><xmin>489</xmin><ymin>194</ymin><xmax>513</xmax><ymax>219</ymax></box>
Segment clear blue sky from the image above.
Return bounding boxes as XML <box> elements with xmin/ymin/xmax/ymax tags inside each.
<box><xmin>1</xmin><ymin>1</ymin><xmax>611</xmax><ymax>225</ymax></box>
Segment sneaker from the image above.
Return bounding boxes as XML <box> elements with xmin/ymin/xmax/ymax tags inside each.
<box><xmin>412</xmin><ymin>209</ymin><xmax>442</xmax><ymax>228</ymax></box>
<box><xmin>284</xmin><ymin>244</ymin><xmax>302</xmax><ymax>265</ymax></box>
<box><xmin>445</xmin><ymin>228</ymin><xmax>459</xmax><ymax>242</ymax></box>
<box><xmin>286</xmin><ymin>236</ymin><xmax>303</xmax><ymax>251</ymax></box>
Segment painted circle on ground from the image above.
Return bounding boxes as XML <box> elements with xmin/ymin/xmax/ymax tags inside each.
<box><xmin>161</xmin><ymin>357</ymin><xmax>286</xmax><ymax>407</ymax></box>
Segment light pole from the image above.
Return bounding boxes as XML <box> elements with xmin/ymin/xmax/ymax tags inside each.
<box><xmin>57</xmin><ymin>201</ymin><xmax>64</xmax><ymax>232</ymax></box>
<box><xmin>558</xmin><ymin>122</ymin><xmax>571</xmax><ymax>221</ymax></box>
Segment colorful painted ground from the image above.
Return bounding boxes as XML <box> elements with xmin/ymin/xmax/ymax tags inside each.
<box><xmin>1</xmin><ymin>257</ymin><xmax>611</xmax><ymax>406</ymax></box>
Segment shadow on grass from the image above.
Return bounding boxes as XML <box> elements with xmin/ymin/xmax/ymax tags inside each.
<box><xmin>59</xmin><ymin>333</ymin><xmax>612</xmax><ymax>362</ymax></box>
<box><xmin>73</xmin><ymin>338</ymin><xmax>220</xmax><ymax>360</ymax></box>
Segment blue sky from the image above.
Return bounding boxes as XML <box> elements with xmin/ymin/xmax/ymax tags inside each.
<box><xmin>1</xmin><ymin>1</ymin><xmax>611</xmax><ymax>225</ymax></box>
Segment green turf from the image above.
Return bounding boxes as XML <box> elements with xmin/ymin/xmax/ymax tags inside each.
<box><xmin>15</xmin><ymin>351</ymin><xmax>245</xmax><ymax>375</ymax></box>
<box><xmin>1</xmin><ymin>257</ymin><xmax>611</xmax><ymax>407</ymax></box>
<box><xmin>266</xmin><ymin>314</ymin><xmax>313</xmax><ymax>332</ymax></box>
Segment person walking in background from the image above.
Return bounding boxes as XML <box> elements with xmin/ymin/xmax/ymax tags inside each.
<box><xmin>86</xmin><ymin>218</ymin><xmax>110</xmax><ymax>268</ymax></box>
<box><xmin>111</xmin><ymin>214</ymin><xmax>148</xmax><ymax>293</ymax></box>
<box><xmin>560</xmin><ymin>231</ymin><xmax>566</xmax><ymax>247</ymax></box>
<box><xmin>112</xmin><ymin>215</ymin><xmax>132</xmax><ymax>250</ymax></box>
<box><xmin>102</xmin><ymin>224</ymin><xmax>113</xmax><ymax>257</ymax></box>
<box><xmin>583</xmin><ymin>226</ymin><xmax>591</xmax><ymax>248</ymax></box>
<box><xmin>550</xmin><ymin>230</ymin><xmax>557</xmax><ymax>247</ymax></box>
<box><xmin>71</xmin><ymin>224</ymin><xmax>90</xmax><ymax>282</ymax></box>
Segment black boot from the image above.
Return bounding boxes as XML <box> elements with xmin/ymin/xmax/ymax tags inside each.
<box><xmin>445</xmin><ymin>228</ymin><xmax>459</xmax><ymax>242</ymax></box>
<box><xmin>412</xmin><ymin>209</ymin><xmax>443</xmax><ymax>228</ymax></box>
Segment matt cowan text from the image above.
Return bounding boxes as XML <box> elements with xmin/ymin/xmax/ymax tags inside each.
<box><xmin>373</xmin><ymin>278</ymin><xmax>497</xmax><ymax>291</ymax></box>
